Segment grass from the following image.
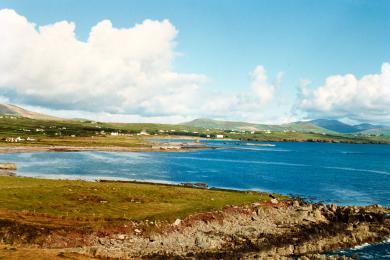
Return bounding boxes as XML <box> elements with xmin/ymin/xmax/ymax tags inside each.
<box><xmin>0</xmin><ymin>176</ymin><xmax>273</xmax><ymax>223</ymax></box>
<box><xmin>227</xmin><ymin>131</ymin><xmax>390</xmax><ymax>144</ymax></box>
<box><xmin>0</xmin><ymin>135</ymin><xmax>150</xmax><ymax>148</ymax></box>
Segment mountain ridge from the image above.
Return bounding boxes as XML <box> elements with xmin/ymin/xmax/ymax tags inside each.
<box><xmin>0</xmin><ymin>104</ymin><xmax>62</xmax><ymax>121</ymax></box>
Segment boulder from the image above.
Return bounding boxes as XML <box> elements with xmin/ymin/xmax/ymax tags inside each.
<box><xmin>0</xmin><ymin>163</ymin><xmax>16</xmax><ymax>170</ymax></box>
<box><xmin>173</xmin><ymin>219</ymin><xmax>181</xmax><ymax>226</ymax></box>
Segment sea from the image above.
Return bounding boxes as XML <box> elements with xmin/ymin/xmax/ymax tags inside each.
<box><xmin>0</xmin><ymin>140</ymin><xmax>389</xmax><ymax>258</ymax></box>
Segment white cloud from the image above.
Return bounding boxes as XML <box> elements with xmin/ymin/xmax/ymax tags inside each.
<box><xmin>0</xmin><ymin>9</ymin><xmax>284</xmax><ymax>123</ymax></box>
<box><xmin>0</xmin><ymin>9</ymin><xmax>205</xmax><ymax>115</ymax></box>
<box><xmin>298</xmin><ymin>63</ymin><xmax>390</xmax><ymax>123</ymax></box>
<box><xmin>250</xmin><ymin>66</ymin><xmax>275</xmax><ymax>104</ymax></box>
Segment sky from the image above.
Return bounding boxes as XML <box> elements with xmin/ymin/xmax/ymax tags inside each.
<box><xmin>0</xmin><ymin>0</ymin><xmax>389</xmax><ymax>125</ymax></box>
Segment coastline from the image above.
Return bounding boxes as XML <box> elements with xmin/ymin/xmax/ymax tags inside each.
<box><xmin>0</xmin><ymin>176</ymin><xmax>388</xmax><ymax>259</ymax></box>
<box><xmin>0</xmin><ymin>143</ymin><xmax>208</xmax><ymax>154</ymax></box>
<box><xmin>85</xmin><ymin>202</ymin><xmax>390</xmax><ymax>259</ymax></box>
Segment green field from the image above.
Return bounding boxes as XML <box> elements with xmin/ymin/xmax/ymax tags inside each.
<box><xmin>0</xmin><ymin>176</ymin><xmax>285</xmax><ymax>258</ymax></box>
<box><xmin>225</xmin><ymin>131</ymin><xmax>390</xmax><ymax>144</ymax></box>
<box><xmin>0</xmin><ymin>176</ymin><xmax>272</xmax><ymax>222</ymax></box>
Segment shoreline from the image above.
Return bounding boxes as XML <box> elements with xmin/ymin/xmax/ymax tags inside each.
<box><xmin>1</xmin><ymin>199</ymin><xmax>388</xmax><ymax>259</ymax></box>
<box><xmin>0</xmin><ymin>176</ymin><xmax>388</xmax><ymax>259</ymax></box>
<box><xmin>0</xmin><ymin>143</ymin><xmax>209</xmax><ymax>154</ymax></box>
<box><xmin>58</xmin><ymin>203</ymin><xmax>390</xmax><ymax>259</ymax></box>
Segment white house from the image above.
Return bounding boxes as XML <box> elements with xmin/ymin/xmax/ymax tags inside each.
<box><xmin>216</xmin><ymin>134</ymin><xmax>224</xmax><ymax>139</ymax></box>
<box><xmin>138</xmin><ymin>130</ymin><xmax>150</xmax><ymax>136</ymax></box>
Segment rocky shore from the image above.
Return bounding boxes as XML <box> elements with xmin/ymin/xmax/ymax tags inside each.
<box><xmin>0</xmin><ymin>163</ymin><xmax>16</xmax><ymax>176</ymax></box>
<box><xmin>0</xmin><ymin>163</ymin><xmax>16</xmax><ymax>170</ymax></box>
<box><xmin>46</xmin><ymin>200</ymin><xmax>389</xmax><ymax>259</ymax></box>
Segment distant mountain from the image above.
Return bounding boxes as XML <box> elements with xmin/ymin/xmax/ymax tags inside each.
<box><xmin>183</xmin><ymin>118</ymin><xmax>390</xmax><ymax>136</ymax></box>
<box><xmin>282</xmin><ymin>121</ymin><xmax>336</xmax><ymax>134</ymax></box>
<box><xmin>307</xmin><ymin>119</ymin><xmax>386</xmax><ymax>134</ymax></box>
<box><xmin>307</xmin><ymin>119</ymin><xmax>358</xmax><ymax>133</ymax></box>
<box><xmin>0</xmin><ymin>104</ymin><xmax>62</xmax><ymax>121</ymax></box>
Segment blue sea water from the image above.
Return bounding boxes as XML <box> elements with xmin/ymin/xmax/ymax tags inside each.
<box><xmin>0</xmin><ymin>140</ymin><xmax>389</xmax><ymax>258</ymax></box>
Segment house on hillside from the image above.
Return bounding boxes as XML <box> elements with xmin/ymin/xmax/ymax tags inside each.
<box><xmin>137</xmin><ymin>130</ymin><xmax>150</xmax><ymax>136</ymax></box>
<box><xmin>216</xmin><ymin>134</ymin><xmax>224</xmax><ymax>139</ymax></box>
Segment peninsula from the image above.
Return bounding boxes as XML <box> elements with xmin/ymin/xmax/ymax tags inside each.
<box><xmin>0</xmin><ymin>176</ymin><xmax>388</xmax><ymax>259</ymax></box>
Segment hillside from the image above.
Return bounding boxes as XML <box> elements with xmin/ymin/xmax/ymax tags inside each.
<box><xmin>183</xmin><ymin>118</ymin><xmax>331</xmax><ymax>134</ymax></box>
<box><xmin>307</xmin><ymin>119</ymin><xmax>383</xmax><ymax>133</ymax></box>
<box><xmin>0</xmin><ymin>104</ymin><xmax>62</xmax><ymax>121</ymax></box>
<box><xmin>183</xmin><ymin>118</ymin><xmax>390</xmax><ymax>136</ymax></box>
<box><xmin>182</xmin><ymin>118</ymin><xmax>268</xmax><ymax>131</ymax></box>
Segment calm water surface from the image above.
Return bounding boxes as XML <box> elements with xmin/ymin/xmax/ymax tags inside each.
<box><xmin>0</xmin><ymin>140</ymin><xmax>389</xmax><ymax>258</ymax></box>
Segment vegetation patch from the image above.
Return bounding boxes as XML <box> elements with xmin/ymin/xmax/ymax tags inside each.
<box><xmin>0</xmin><ymin>176</ymin><xmax>276</xmax><ymax>223</ymax></box>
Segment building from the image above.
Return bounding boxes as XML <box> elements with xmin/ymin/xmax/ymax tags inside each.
<box><xmin>216</xmin><ymin>134</ymin><xmax>224</xmax><ymax>139</ymax></box>
<box><xmin>137</xmin><ymin>130</ymin><xmax>150</xmax><ymax>136</ymax></box>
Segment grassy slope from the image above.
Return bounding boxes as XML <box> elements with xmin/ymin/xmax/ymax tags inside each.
<box><xmin>0</xmin><ymin>176</ymin><xmax>270</xmax><ymax>222</ymax></box>
<box><xmin>183</xmin><ymin>118</ymin><xmax>333</xmax><ymax>133</ymax></box>
<box><xmin>0</xmin><ymin>176</ymin><xmax>284</xmax><ymax>258</ymax></box>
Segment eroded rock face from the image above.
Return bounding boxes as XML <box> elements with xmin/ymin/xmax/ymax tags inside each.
<box><xmin>71</xmin><ymin>202</ymin><xmax>390</xmax><ymax>259</ymax></box>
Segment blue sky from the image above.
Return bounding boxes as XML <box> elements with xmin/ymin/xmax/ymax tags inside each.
<box><xmin>0</xmin><ymin>0</ymin><xmax>389</xmax><ymax>124</ymax></box>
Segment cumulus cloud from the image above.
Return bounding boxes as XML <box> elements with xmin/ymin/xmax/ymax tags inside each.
<box><xmin>298</xmin><ymin>63</ymin><xmax>390</xmax><ymax>123</ymax></box>
<box><xmin>0</xmin><ymin>9</ymin><xmax>204</xmax><ymax>115</ymax></box>
<box><xmin>0</xmin><ymin>9</ymin><xmax>283</xmax><ymax>123</ymax></box>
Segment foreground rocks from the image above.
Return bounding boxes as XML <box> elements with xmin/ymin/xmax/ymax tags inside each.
<box><xmin>0</xmin><ymin>163</ymin><xmax>16</xmax><ymax>176</ymax></box>
<box><xmin>0</xmin><ymin>163</ymin><xmax>16</xmax><ymax>170</ymax></box>
<box><xmin>66</xmin><ymin>201</ymin><xmax>389</xmax><ymax>259</ymax></box>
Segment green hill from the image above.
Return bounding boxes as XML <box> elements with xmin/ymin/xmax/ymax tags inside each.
<box><xmin>0</xmin><ymin>104</ymin><xmax>61</xmax><ymax>121</ymax></box>
<box><xmin>183</xmin><ymin>118</ymin><xmax>390</xmax><ymax>136</ymax></box>
<box><xmin>183</xmin><ymin>118</ymin><xmax>331</xmax><ymax>133</ymax></box>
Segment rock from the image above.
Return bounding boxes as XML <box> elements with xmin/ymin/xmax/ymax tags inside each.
<box><xmin>0</xmin><ymin>170</ymin><xmax>16</xmax><ymax>176</ymax></box>
<box><xmin>293</xmin><ymin>200</ymin><xmax>300</xmax><ymax>207</ymax></box>
<box><xmin>329</xmin><ymin>204</ymin><xmax>337</xmax><ymax>212</ymax></box>
<box><xmin>173</xmin><ymin>219</ymin><xmax>181</xmax><ymax>226</ymax></box>
<box><xmin>0</xmin><ymin>163</ymin><xmax>16</xmax><ymax>170</ymax></box>
<box><xmin>117</xmin><ymin>234</ymin><xmax>126</xmax><ymax>240</ymax></box>
<box><xmin>313</xmin><ymin>209</ymin><xmax>324</xmax><ymax>221</ymax></box>
<box><xmin>63</xmin><ymin>202</ymin><xmax>390</xmax><ymax>259</ymax></box>
<box><xmin>271</xmin><ymin>198</ymin><xmax>279</xmax><ymax>204</ymax></box>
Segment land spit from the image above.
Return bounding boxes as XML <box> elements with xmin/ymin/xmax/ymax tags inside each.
<box><xmin>0</xmin><ymin>143</ymin><xmax>207</xmax><ymax>154</ymax></box>
<box><xmin>2</xmin><ymin>200</ymin><xmax>388</xmax><ymax>259</ymax></box>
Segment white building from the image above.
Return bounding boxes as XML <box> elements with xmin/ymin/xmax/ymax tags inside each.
<box><xmin>138</xmin><ymin>130</ymin><xmax>150</xmax><ymax>136</ymax></box>
<box><xmin>216</xmin><ymin>134</ymin><xmax>224</xmax><ymax>139</ymax></box>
